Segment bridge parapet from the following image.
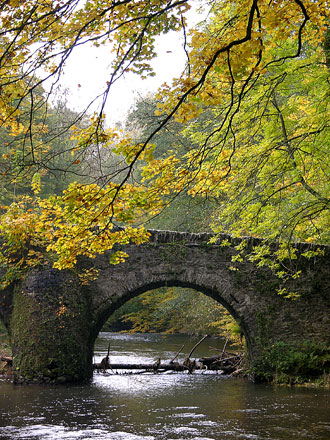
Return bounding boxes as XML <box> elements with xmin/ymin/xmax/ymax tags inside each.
<box><xmin>147</xmin><ymin>229</ymin><xmax>330</xmax><ymax>255</ymax></box>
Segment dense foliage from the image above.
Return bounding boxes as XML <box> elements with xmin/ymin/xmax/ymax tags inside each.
<box><xmin>0</xmin><ymin>1</ymin><xmax>329</xmax><ymax>295</ymax></box>
<box><xmin>252</xmin><ymin>341</ymin><xmax>330</xmax><ymax>384</ymax></box>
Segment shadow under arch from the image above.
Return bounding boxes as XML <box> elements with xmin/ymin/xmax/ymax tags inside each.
<box><xmin>90</xmin><ymin>279</ymin><xmax>251</xmax><ymax>360</ymax></box>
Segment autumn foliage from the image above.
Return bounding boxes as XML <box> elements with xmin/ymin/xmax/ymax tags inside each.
<box><xmin>0</xmin><ymin>0</ymin><xmax>329</xmax><ymax>288</ymax></box>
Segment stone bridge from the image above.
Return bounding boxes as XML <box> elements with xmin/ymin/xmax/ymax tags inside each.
<box><xmin>1</xmin><ymin>230</ymin><xmax>329</xmax><ymax>384</ymax></box>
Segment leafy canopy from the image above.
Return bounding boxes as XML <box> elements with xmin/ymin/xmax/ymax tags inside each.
<box><xmin>0</xmin><ymin>0</ymin><xmax>329</xmax><ymax>285</ymax></box>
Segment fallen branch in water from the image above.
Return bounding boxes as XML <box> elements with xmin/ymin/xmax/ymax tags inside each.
<box><xmin>181</xmin><ymin>335</ymin><xmax>209</xmax><ymax>374</ymax></box>
<box><xmin>199</xmin><ymin>351</ymin><xmax>243</xmax><ymax>375</ymax></box>
<box><xmin>92</xmin><ymin>337</ymin><xmax>244</xmax><ymax>376</ymax></box>
<box><xmin>93</xmin><ymin>344</ymin><xmax>111</xmax><ymax>372</ymax></box>
<box><xmin>187</xmin><ymin>335</ymin><xmax>208</xmax><ymax>359</ymax></box>
<box><xmin>0</xmin><ymin>355</ymin><xmax>12</xmax><ymax>365</ymax></box>
<box><xmin>94</xmin><ymin>362</ymin><xmax>190</xmax><ymax>372</ymax></box>
<box><xmin>0</xmin><ymin>355</ymin><xmax>13</xmax><ymax>377</ymax></box>
<box><xmin>170</xmin><ymin>343</ymin><xmax>186</xmax><ymax>363</ymax></box>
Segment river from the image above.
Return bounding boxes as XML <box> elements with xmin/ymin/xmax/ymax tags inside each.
<box><xmin>0</xmin><ymin>332</ymin><xmax>329</xmax><ymax>440</ymax></box>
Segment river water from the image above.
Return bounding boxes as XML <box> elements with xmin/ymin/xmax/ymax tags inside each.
<box><xmin>0</xmin><ymin>332</ymin><xmax>329</xmax><ymax>440</ymax></box>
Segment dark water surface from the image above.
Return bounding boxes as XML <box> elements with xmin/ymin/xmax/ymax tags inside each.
<box><xmin>0</xmin><ymin>332</ymin><xmax>329</xmax><ymax>440</ymax></box>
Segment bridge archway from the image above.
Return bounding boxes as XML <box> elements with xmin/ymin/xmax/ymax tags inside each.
<box><xmin>92</xmin><ymin>281</ymin><xmax>250</xmax><ymax>357</ymax></box>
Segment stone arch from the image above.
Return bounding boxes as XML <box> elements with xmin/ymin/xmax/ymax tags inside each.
<box><xmin>90</xmin><ymin>279</ymin><xmax>251</xmax><ymax>356</ymax></box>
<box><xmin>81</xmin><ymin>230</ymin><xmax>330</xmax><ymax>372</ymax></box>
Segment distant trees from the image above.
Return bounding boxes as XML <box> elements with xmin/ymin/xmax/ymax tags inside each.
<box><xmin>124</xmin><ymin>94</ymin><xmax>218</xmax><ymax>232</ymax></box>
<box><xmin>0</xmin><ymin>84</ymin><xmax>89</xmax><ymax>204</ymax></box>
<box><xmin>105</xmin><ymin>287</ymin><xmax>242</xmax><ymax>344</ymax></box>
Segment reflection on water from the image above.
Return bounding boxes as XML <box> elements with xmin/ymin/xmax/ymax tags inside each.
<box><xmin>0</xmin><ymin>332</ymin><xmax>329</xmax><ymax>440</ymax></box>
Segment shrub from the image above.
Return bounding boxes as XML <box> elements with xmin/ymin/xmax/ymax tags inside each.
<box><xmin>252</xmin><ymin>341</ymin><xmax>330</xmax><ymax>384</ymax></box>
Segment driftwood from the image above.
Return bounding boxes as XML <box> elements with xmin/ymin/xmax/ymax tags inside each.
<box><xmin>183</xmin><ymin>357</ymin><xmax>197</xmax><ymax>374</ymax></box>
<box><xmin>170</xmin><ymin>343</ymin><xmax>186</xmax><ymax>363</ymax></box>
<box><xmin>97</xmin><ymin>362</ymin><xmax>189</xmax><ymax>372</ymax></box>
<box><xmin>93</xmin><ymin>355</ymin><xmax>243</xmax><ymax>374</ymax></box>
<box><xmin>0</xmin><ymin>355</ymin><xmax>12</xmax><ymax>366</ymax></box>
<box><xmin>220</xmin><ymin>335</ymin><xmax>230</xmax><ymax>357</ymax></box>
<box><xmin>0</xmin><ymin>355</ymin><xmax>13</xmax><ymax>377</ymax></box>
<box><xmin>187</xmin><ymin>335</ymin><xmax>208</xmax><ymax>358</ymax></box>
<box><xmin>93</xmin><ymin>343</ymin><xmax>111</xmax><ymax>372</ymax></box>
<box><xmin>199</xmin><ymin>351</ymin><xmax>242</xmax><ymax>375</ymax></box>
<box><xmin>92</xmin><ymin>337</ymin><xmax>243</xmax><ymax>376</ymax></box>
<box><xmin>182</xmin><ymin>335</ymin><xmax>208</xmax><ymax>374</ymax></box>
